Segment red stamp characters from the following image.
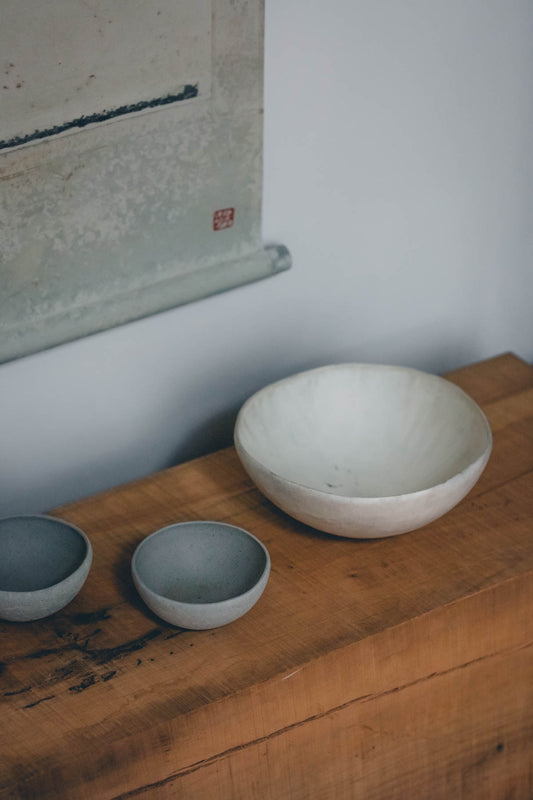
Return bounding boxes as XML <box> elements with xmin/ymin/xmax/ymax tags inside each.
<box><xmin>212</xmin><ymin>208</ymin><xmax>235</xmax><ymax>231</ymax></box>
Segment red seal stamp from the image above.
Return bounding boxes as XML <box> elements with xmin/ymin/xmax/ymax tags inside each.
<box><xmin>213</xmin><ymin>208</ymin><xmax>235</xmax><ymax>231</ymax></box>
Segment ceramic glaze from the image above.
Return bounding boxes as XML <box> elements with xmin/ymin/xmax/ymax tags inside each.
<box><xmin>234</xmin><ymin>364</ymin><xmax>492</xmax><ymax>538</ymax></box>
<box><xmin>131</xmin><ymin>521</ymin><xmax>270</xmax><ymax>629</ymax></box>
<box><xmin>0</xmin><ymin>515</ymin><xmax>92</xmax><ymax>621</ymax></box>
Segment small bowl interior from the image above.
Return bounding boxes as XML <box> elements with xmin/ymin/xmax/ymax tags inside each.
<box><xmin>237</xmin><ymin>365</ymin><xmax>491</xmax><ymax>497</ymax></box>
<box><xmin>0</xmin><ymin>516</ymin><xmax>88</xmax><ymax>592</ymax></box>
<box><xmin>134</xmin><ymin>523</ymin><xmax>268</xmax><ymax>604</ymax></box>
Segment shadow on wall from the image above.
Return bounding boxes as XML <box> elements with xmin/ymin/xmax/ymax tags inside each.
<box><xmin>168</xmin><ymin>324</ymin><xmax>484</xmax><ymax>470</ymax></box>
<box><xmin>175</xmin><ymin>407</ymin><xmax>240</xmax><ymax>465</ymax></box>
<box><xmin>5</xmin><ymin>317</ymin><xmax>484</xmax><ymax>517</ymax></box>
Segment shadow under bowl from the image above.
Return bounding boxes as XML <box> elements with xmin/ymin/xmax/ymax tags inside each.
<box><xmin>0</xmin><ymin>515</ymin><xmax>93</xmax><ymax>622</ymax></box>
<box><xmin>131</xmin><ymin>521</ymin><xmax>270</xmax><ymax>630</ymax></box>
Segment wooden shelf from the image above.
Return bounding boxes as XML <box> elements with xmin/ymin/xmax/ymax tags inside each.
<box><xmin>2</xmin><ymin>353</ymin><xmax>533</xmax><ymax>798</ymax></box>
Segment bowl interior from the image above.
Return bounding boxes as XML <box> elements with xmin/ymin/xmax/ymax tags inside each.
<box><xmin>134</xmin><ymin>523</ymin><xmax>268</xmax><ymax>604</ymax></box>
<box><xmin>237</xmin><ymin>365</ymin><xmax>491</xmax><ymax>497</ymax></box>
<box><xmin>0</xmin><ymin>516</ymin><xmax>89</xmax><ymax>592</ymax></box>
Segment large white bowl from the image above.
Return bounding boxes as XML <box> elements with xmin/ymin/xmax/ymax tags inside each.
<box><xmin>234</xmin><ymin>364</ymin><xmax>492</xmax><ymax>538</ymax></box>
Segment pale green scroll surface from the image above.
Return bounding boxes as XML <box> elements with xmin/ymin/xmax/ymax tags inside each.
<box><xmin>0</xmin><ymin>0</ymin><xmax>289</xmax><ymax>362</ymax></box>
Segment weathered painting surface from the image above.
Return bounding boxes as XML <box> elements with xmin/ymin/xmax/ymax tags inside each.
<box><xmin>0</xmin><ymin>0</ymin><xmax>288</xmax><ymax>362</ymax></box>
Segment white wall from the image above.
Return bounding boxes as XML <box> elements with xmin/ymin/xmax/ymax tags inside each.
<box><xmin>1</xmin><ymin>0</ymin><xmax>531</xmax><ymax>517</ymax></box>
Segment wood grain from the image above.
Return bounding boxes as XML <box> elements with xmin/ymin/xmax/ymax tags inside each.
<box><xmin>1</xmin><ymin>352</ymin><xmax>532</xmax><ymax>798</ymax></box>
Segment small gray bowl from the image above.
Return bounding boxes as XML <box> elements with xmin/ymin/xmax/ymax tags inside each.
<box><xmin>0</xmin><ymin>515</ymin><xmax>92</xmax><ymax>622</ymax></box>
<box><xmin>131</xmin><ymin>521</ymin><xmax>270</xmax><ymax>630</ymax></box>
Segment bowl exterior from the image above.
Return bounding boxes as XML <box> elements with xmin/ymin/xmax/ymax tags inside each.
<box><xmin>236</xmin><ymin>442</ymin><xmax>491</xmax><ymax>539</ymax></box>
<box><xmin>132</xmin><ymin>565</ymin><xmax>270</xmax><ymax>630</ymax></box>
<box><xmin>0</xmin><ymin>537</ymin><xmax>92</xmax><ymax>622</ymax></box>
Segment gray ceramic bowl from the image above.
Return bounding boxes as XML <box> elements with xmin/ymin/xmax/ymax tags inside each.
<box><xmin>131</xmin><ymin>521</ymin><xmax>270</xmax><ymax>630</ymax></box>
<box><xmin>0</xmin><ymin>515</ymin><xmax>92</xmax><ymax>622</ymax></box>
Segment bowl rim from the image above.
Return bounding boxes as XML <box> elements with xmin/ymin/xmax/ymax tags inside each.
<box><xmin>0</xmin><ymin>513</ymin><xmax>93</xmax><ymax>596</ymax></box>
<box><xmin>234</xmin><ymin>362</ymin><xmax>493</xmax><ymax>502</ymax></box>
<box><xmin>131</xmin><ymin>520</ymin><xmax>271</xmax><ymax>608</ymax></box>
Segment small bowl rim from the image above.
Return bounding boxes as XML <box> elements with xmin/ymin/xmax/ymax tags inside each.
<box><xmin>131</xmin><ymin>520</ymin><xmax>271</xmax><ymax>608</ymax></box>
<box><xmin>0</xmin><ymin>513</ymin><xmax>92</xmax><ymax>597</ymax></box>
<box><xmin>234</xmin><ymin>362</ymin><xmax>493</xmax><ymax>502</ymax></box>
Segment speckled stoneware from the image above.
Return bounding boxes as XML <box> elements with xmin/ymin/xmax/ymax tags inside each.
<box><xmin>131</xmin><ymin>521</ymin><xmax>270</xmax><ymax>630</ymax></box>
<box><xmin>0</xmin><ymin>515</ymin><xmax>92</xmax><ymax>622</ymax></box>
<box><xmin>234</xmin><ymin>363</ymin><xmax>492</xmax><ymax>539</ymax></box>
